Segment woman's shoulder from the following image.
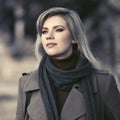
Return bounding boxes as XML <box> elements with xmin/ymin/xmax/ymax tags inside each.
<box><xmin>91</xmin><ymin>68</ymin><xmax>117</xmax><ymax>90</ymax></box>
<box><xmin>92</xmin><ymin>68</ymin><xmax>119</xmax><ymax>93</ymax></box>
<box><xmin>93</xmin><ymin>68</ymin><xmax>114</xmax><ymax>78</ymax></box>
<box><xmin>19</xmin><ymin>69</ymin><xmax>39</xmax><ymax>92</ymax></box>
<box><xmin>20</xmin><ymin>70</ymin><xmax>36</xmax><ymax>81</ymax></box>
<box><xmin>21</xmin><ymin>69</ymin><xmax>38</xmax><ymax>79</ymax></box>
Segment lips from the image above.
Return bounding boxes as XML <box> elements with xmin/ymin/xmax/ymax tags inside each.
<box><xmin>46</xmin><ymin>43</ymin><xmax>57</xmax><ymax>48</ymax></box>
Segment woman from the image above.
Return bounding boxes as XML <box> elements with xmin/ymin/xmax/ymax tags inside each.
<box><xmin>16</xmin><ymin>7</ymin><xmax>120</xmax><ymax>120</ymax></box>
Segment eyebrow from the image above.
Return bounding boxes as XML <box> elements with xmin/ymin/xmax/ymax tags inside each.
<box><xmin>42</xmin><ymin>25</ymin><xmax>65</xmax><ymax>30</ymax></box>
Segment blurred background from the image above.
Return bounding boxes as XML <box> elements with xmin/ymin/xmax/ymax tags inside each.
<box><xmin>0</xmin><ymin>0</ymin><xmax>120</xmax><ymax>119</ymax></box>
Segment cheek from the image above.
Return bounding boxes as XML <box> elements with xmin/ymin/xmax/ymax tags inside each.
<box><xmin>60</xmin><ymin>39</ymin><xmax>72</xmax><ymax>49</ymax></box>
<box><xmin>42</xmin><ymin>42</ymin><xmax>46</xmax><ymax>49</ymax></box>
<box><xmin>61</xmin><ymin>35</ymin><xmax>73</xmax><ymax>45</ymax></box>
<box><xmin>41</xmin><ymin>38</ymin><xmax>46</xmax><ymax>46</ymax></box>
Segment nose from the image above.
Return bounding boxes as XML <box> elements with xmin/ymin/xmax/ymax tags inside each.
<box><xmin>46</xmin><ymin>32</ymin><xmax>55</xmax><ymax>40</ymax></box>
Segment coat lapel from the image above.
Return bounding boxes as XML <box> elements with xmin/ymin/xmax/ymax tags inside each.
<box><xmin>22</xmin><ymin>70</ymin><xmax>48</xmax><ymax>120</ymax></box>
<box><xmin>27</xmin><ymin>91</ymin><xmax>47</xmax><ymax>120</ymax></box>
<box><xmin>61</xmin><ymin>84</ymin><xmax>87</xmax><ymax>120</ymax></box>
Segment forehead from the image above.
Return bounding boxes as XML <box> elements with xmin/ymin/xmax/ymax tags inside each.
<box><xmin>43</xmin><ymin>15</ymin><xmax>67</xmax><ymax>27</ymax></box>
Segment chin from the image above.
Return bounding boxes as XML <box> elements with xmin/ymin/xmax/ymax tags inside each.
<box><xmin>46</xmin><ymin>50</ymin><xmax>58</xmax><ymax>56</ymax></box>
<box><xmin>48</xmin><ymin>54</ymin><xmax>57</xmax><ymax>57</ymax></box>
<box><xmin>46</xmin><ymin>51</ymin><xmax>59</xmax><ymax>56</ymax></box>
<box><xmin>47</xmin><ymin>53</ymin><xmax>60</xmax><ymax>59</ymax></box>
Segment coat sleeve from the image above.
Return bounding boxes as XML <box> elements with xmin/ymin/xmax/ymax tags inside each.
<box><xmin>101</xmin><ymin>74</ymin><xmax>120</xmax><ymax>120</ymax></box>
<box><xmin>16</xmin><ymin>77</ymin><xmax>26</xmax><ymax>120</ymax></box>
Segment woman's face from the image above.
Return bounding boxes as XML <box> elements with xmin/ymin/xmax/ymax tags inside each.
<box><xmin>40</xmin><ymin>15</ymin><xmax>76</xmax><ymax>59</ymax></box>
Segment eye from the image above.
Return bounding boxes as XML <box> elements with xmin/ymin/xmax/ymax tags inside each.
<box><xmin>41</xmin><ymin>30</ymin><xmax>48</xmax><ymax>34</ymax></box>
<box><xmin>56</xmin><ymin>28</ymin><xmax>64</xmax><ymax>32</ymax></box>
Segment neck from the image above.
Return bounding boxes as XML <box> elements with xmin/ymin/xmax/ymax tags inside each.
<box><xmin>50</xmin><ymin>52</ymin><xmax>78</xmax><ymax>70</ymax></box>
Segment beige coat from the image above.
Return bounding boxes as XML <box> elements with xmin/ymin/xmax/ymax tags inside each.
<box><xmin>16</xmin><ymin>69</ymin><xmax>120</xmax><ymax>120</ymax></box>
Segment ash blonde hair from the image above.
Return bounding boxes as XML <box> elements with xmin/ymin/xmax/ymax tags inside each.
<box><xmin>35</xmin><ymin>7</ymin><xmax>100</xmax><ymax>68</ymax></box>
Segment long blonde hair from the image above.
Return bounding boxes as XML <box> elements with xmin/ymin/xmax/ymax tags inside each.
<box><xmin>35</xmin><ymin>7</ymin><xmax>100</xmax><ymax>68</ymax></box>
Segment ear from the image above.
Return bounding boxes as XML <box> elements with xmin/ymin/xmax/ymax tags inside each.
<box><xmin>72</xmin><ymin>40</ymin><xmax>77</xmax><ymax>44</ymax></box>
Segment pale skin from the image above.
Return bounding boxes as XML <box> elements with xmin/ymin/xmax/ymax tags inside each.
<box><xmin>40</xmin><ymin>15</ymin><xmax>77</xmax><ymax>59</ymax></box>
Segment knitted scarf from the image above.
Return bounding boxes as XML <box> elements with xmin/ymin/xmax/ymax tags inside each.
<box><xmin>38</xmin><ymin>55</ymin><xmax>96</xmax><ymax>120</ymax></box>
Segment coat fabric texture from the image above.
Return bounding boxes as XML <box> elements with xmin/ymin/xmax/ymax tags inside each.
<box><xmin>16</xmin><ymin>68</ymin><xmax>120</xmax><ymax>120</ymax></box>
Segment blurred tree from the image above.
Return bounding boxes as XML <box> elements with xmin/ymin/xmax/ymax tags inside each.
<box><xmin>22</xmin><ymin>0</ymin><xmax>55</xmax><ymax>38</ymax></box>
<box><xmin>84</xmin><ymin>0</ymin><xmax>120</xmax><ymax>69</ymax></box>
<box><xmin>0</xmin><ymin>0</ymin><xmax>15</xmax><ymax>44</ymax></box>
<box><xmin>55</xmin><ymin>0</ymin><xmax>101</xmax><ymax>20</ymax></box>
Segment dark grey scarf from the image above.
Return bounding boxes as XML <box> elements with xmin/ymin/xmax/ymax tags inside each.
<box><xmin>38</xmin><ymin>55</ymin><xmax>96</xmax><ymax>120</ymax></box>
